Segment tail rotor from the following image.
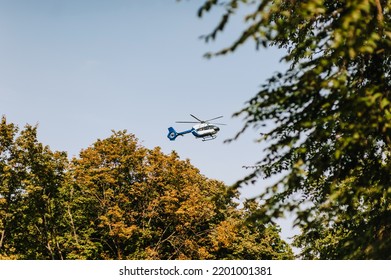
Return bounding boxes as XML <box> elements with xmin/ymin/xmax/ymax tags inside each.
<box><xmin>167</xmin><ymin>127</ymin><xmax>178</xmax><ymax>141</ymax></box>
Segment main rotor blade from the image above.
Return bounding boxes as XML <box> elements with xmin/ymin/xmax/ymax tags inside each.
<box><xmin>190</xmin><ymin>114</ymin><xmax>203</xmax><ymax>122</ymax></box>
<box><xmin>176</xmin><ymin>121</ymin><xmax>199</xmax><ymax>124</ymax></box>
<box><xmin>210</xmin><ymin>122</ymin><xmax>226</xmax><ymax>125</ymax></box>
<box><xmin>206</xmin><ymin>116</ymin><xmax>223</xmax><ymax>122</ymax></box>
<box><xmin>176</xmin><ymin>115</ymin><xmax>224</xmax><ymax>124</ymax></box>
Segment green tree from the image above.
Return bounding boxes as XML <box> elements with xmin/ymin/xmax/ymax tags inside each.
<box><xmin>0</xmin><ymin>116</ymin><xmax>68</xmax><ymax>259</ymax></box>
<box><xmin>0</xmin><ymin>117</ymin><xmax>20</xmax><ymax>259</ymax></box>
<box><xmin>64</xmin><ymin>130</ymin><xmax>293</xmax><ymax>259</ymax></box>
<box><xmin>197</xmin><ymin>0</ymin><xmax>391</xmax><ymax>259</ymax></box>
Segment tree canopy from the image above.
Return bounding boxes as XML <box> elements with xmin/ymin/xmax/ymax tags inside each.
<box><xmin>0</xmin><ymin>117</ymin><xmax>293</xmax><ymax>259</ymax></box>
<box><xmin>0</xmin><ymin>117</ymin><xmax>68</xmax><ymax>259</ymax></box>
<box><xmin>197</xmin><ymin>0</ymin><xmax>390</xmax><ymax>259</ymax></box>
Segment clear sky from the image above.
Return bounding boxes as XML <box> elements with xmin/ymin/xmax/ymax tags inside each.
<box><xmin>0</xmin><ymin>0</ymin><xmax>296</xmax><ymax>241</ymax></box>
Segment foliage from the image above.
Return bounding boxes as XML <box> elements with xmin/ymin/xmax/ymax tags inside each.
<box><xmin>64</xmin><ymin>130</ymin><xmax>293</xmax><ymax>259</ymax></box>
<box><xmin>197</xmin><ymin>0</ymin><xmax>391</xmax><ymax>259</ymax></box>
<box><xmin>0</xmin><ymin>117</ymin><xmax>293</xmax><ymax>259</ymax></box>
<box><xmin>0</xmin><ymin>116</ymin><xmax>68</xmax><ymax>259</ymax></box>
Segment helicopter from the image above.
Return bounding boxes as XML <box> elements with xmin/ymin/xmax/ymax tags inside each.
<box><xmin>167</xmin><ymin>114</ymin><xmax>225</xmax><ymax>141</ymax></box>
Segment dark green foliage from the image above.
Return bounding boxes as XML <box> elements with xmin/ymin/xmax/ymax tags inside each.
<box><xmin>0</xmin><ymin>116</ymin><xmax>68</xmax><ymax>259</ymax></box>
<box><xmin>197</xmin><ymin>0</ymin><xmax>391</xmax><ymax>259</ymax></box>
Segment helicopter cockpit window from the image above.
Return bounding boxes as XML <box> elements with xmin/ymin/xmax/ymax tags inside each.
<box><xmin>199</xmin><ymin>126</ymin><xmax>211</xmax><ymax>131</ymax></box>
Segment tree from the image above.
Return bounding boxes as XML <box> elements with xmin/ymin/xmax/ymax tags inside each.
<box><xmin>197</xmin><ymin>0</ymin><xmax>391</xmax><ymax>259</ymax></box>
<box><xmin>0</xmin><ymin>116</ymin><xmax>68</xmax><ymax>259</ymax></box>
<box><xmin>1</xmin><ymin>120</ymin><xmax>292</xmax><ymax>259</ymax></box>
<box><xmin>64</xmin><ymin>130</ymin><xmax>293</xmax><ymax>259</ymax></box>
<box><xmin>210</xmin><ymin>200</ymin><xmax>293</xmax><ymax>259</ymax></box>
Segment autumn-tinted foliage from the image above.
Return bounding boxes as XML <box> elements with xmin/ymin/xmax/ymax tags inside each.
<box><xmin>0</xmin><ymin>117</ymin><xmax>293</xmax><ymax>259</ymax></box>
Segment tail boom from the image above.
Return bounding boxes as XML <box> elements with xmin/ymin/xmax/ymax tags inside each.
<box><xmin>167</xmin><ymin>127</ymin><xmax>194</xmax><ymax>141</ymax></box>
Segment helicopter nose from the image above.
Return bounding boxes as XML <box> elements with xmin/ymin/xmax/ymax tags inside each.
<box><xmin>215</xmin><ymin>127</ymin><xmax>220</xmax><ymax>131</ymax></box>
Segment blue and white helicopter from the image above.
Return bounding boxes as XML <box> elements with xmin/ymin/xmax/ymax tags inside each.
<box><xmin>167</xmin><ymin>114</ymin><xmax>225</xmax><ymax>141</ymax></box>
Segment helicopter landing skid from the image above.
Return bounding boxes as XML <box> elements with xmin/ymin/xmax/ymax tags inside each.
<box><xmin>202</xmin><ymin>136</ymin><xmax>217</xmax><ymax>141</ymax></box>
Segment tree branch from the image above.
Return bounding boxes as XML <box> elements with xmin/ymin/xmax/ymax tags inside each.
<box><xmin>375</xmin><ymin>0</ymin><xmax>384</xmax><ymax>23</ymax></box>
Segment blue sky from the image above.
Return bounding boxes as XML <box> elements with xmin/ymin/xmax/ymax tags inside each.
<box><xmin>0</xmin><ymin>0</ymin><xmax>296</xmax><ymax>241</ymax></box>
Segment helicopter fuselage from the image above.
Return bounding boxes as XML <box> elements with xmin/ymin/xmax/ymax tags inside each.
<box><xmin>191</xmin><ymin>123</ymin><xmax>220</xmax><ymax>139</ymax></box>
<box><xmin>167</xmin><ymin>123</ymin><xmax>220</xmax><ymax>141</ymax></box>
<box><xmin>167</xmin><ymin>114</ymin><xmax>224</xmax><ymax>141</ymax></box>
